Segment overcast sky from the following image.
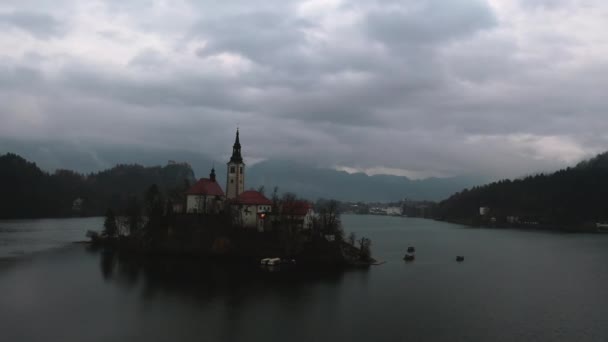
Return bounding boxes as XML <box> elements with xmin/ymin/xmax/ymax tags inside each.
<box><xmin>1</xmin><ymin>0</ymin><xmax>607</xmax><ymax>180</ymax></box>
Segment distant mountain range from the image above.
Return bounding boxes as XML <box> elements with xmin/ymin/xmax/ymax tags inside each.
<box><xmin>6</xmin><ymin>136</ymin><xmax>605</xmax><ymax>227</ymax></box>
<box><xmin>0</xmin><ymin>138</ymin><xmax>485</xmax><ymax>202</ymax></box>
<box><xmin>246</xmin><ymin>160</ymin><xmax>482</xmax><ymax>202</ymax></box>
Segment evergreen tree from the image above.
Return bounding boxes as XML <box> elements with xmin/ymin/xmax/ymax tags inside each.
<box><xmin>125</xmin><ymin>196</ymin><xmax>142</xmax><ymax>236</ymax></box>
<box><xmin>102</xmin><ymin>208</ymin><xmax>118</xmax><ymax>238</ymax></box>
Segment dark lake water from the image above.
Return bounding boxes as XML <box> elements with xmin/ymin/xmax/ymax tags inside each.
<box><xmin>1</xmin><ymin>215</ymin><xmax>608</xmax><ymax>341</ymax></box>
<box><xmin>0</xmin><ymin>217</ymin><xmax>103</xmax><ymax>258</ymax></box>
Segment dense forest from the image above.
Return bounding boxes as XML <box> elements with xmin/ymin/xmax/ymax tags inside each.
<box><xmin>0</xmin><ymin>153</ymin><xmax>195</xmax><ymax>219</ymax></box>
<box><xmin>438</xmin><ymin>152</ymin><xmax>608</xmax><ymax>229</ymax></box>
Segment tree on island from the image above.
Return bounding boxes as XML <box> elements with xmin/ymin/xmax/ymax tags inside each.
<box><xmin>348</xmin><ymin>232</ymin><xmax>356</xmax><ymax>246</ymax></box>
<box><xmin>271</xmin><ymin>186</ymin><xmax>280</xmax><ymax>213</ymax></box>
<box><xmin>314</xmin><ymin>199</ymin><xmax>344</xmax><ymax>241</ymax></box>
<box><xmin>143</xmin><ymin>184</ymin><xmax>169</xmax><ymax>242</ymax></box>
<box><xmin>277</xmin><ymin>192</ymin><xmax>303</xmax><ymax>256</ymax></box>
<box><xmin>102</xmin><ymin>208</ymin><xmax>118</xmax><ymax>238</ymax></box>
<box><xmin>144</xmin><ymin>185</ymin><xmax>164</xmax><ymax>219</ymax></box>
<box><xmin>124</xmin><ymin>196</ymin><xmax>142</xmax><ymax>236</ymax></box>
<box><xmin>358</xmin><ymin>237</ymin><xmax>372</xmax><ymax>261</ymax></box>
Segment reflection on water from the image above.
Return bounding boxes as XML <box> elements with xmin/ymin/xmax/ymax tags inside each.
<box><xmin>93</xmin><ymin>245</ymin><xmax>355</xmax><ymax>305</ymax></box>
<box><xmin>92</xmin><ymin>246</ymin><xmax>368</xmax><ymax>342</ymax></box>
<box><xmin>1</xmin><ymin>215</ymin><xmax>608</xmax><ymax>342</ymax></box>
<box><xmin>0</xmin><ymin>217</ymin><xmax>102</xmax><ymax>258</ymax></box>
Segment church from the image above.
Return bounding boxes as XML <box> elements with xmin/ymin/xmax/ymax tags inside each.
<box><xmin>185</xmin><ymin>129</ymin><xmax>273</xmax><ymax>231</ymax></box>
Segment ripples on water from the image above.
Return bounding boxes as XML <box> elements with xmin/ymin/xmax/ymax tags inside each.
<box><xmin>0</xmin><ymin>217</ymin><xmax>102</xmax><ymax>258</ymax></box>
<box><xmin>1</xmin><ymin>215</ymin><xmax>608</xmax><ymax>341</ymax></box>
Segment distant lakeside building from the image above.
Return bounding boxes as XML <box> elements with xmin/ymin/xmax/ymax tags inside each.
<box><xmin>369</xmin><ymin>206</ymin><xmax>403</xmax><ymax>216</ymax></box>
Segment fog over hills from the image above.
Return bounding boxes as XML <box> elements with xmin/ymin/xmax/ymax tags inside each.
<box><xmin>247</xmin><ymin>160</ymin><xmax>483</xmax><ymax>202</ymax></box>
<box><xmin>0</xmin><ymin>139</ymin><xmax>485</xmax><ymax>202</ymax></box>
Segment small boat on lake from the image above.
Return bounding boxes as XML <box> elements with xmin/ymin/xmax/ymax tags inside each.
<box><xmin>407</xmin><ymin>246</ymin><xmax>415</xmax><ymax>253</ymax></box>
<box><xmin>456</xmin><ymin>256</ymin><xmax>464</xmax><ymax>262</ymax></box>
<box><xmin>595</xmin><ymin>223</ymin><xmax>608</xmax><ymax>233</ymax></box>
<box><xmin>403</xmin><ymin>253</ymin><xmax>415</xmax><ymax>261</ymax></box>
<box><xmin>260</xmin><ymin>257</ymin><xmax>282</xmax><ymax>266</ymax></box>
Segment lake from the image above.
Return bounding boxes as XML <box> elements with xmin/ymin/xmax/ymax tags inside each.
<box><xmin>1</xmin><ymin>215</ymin><xmax>608</xmax><ymax>341</ymax></box>
<box><xmin>0</xmin><ymin>217</ymin><xmax>103</xmax><ymax>258</ymax></box>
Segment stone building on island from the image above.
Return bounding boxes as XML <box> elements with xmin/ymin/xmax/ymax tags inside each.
<box><xmin>184</xmin><ymin>129</ymin><xmax>276</xmax><ymax>230</ymax></box>
<box><xmin>281</xmin><ymin>200</ymin><xmax>315</xmax><ymax>230</ymax></box>
<box><xmin>232</xmin><ymin>190</ymin><xmax>273</xmax><ymax>232</ymax></box>
<box><xmin>183</xmin><ymin>128</ymin><xmax>315</xmax><ymax>232</ymax></box>
<box><xmin>185</xmin><ymin>167</ymin><xmax>225</xmax><ymax>214</ymax></box>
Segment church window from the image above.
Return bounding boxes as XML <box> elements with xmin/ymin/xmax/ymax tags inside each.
<box><xmin>240</xmin><ymin>167</ymin><xmax>243</xmax><ymax>174</ymax></box>
<box><xmin>230</xmin><ymin>166</ymin><xmax>235</xmax><ymax>174</ymax></box>
<box><xmin>231</xmin><ymin>179</ymin><xmax>234</xmax><ymax>184</ymax></box>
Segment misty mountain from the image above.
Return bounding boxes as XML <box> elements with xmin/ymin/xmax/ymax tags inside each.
<box><xmin>0</xmin><ymin>139</ymin><xmax>484</xmax><ymax>202</ymax></box>
<box><xmin>0</xmin><ymin>138</ymin><xmax>215</xmax><ymax>176</ymax></box>
<box><xmin>247</xmin><ymin>160</ymin><xmax>483</xmax><ymax>202</ymax></box>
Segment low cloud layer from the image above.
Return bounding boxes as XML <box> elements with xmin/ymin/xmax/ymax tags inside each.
<box><xmin>1</xmin><ymin>0</ymin><xmax>607</xmax><ymax>179</ymax></box>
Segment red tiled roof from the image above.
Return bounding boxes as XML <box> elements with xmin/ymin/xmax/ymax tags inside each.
<box><xmin>235</xmin><ymin>191</ymin><xmax>272</xmax><ymax>205</ymax></box>
<box><xmin>186</xmin><ymin>178</ymin><xmax>225</xmax><ymax>196</ymax></box>
<box><xmin>282</xmin><ymin>201</ymin><xmax>313</xmax><ymax>216</ymax></box>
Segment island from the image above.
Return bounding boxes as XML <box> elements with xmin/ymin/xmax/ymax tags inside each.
<box><xmin>88</xmin><ymin>129</ymin><xmax>374</xmax><ymax>268</ymax></box>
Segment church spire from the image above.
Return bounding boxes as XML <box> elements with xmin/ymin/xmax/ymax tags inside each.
<box><xmin>209</xmin><ymin>165</ymin><xmax>216</xmax><ymax>182</ymax></box>
<box><xmin>229</xmin><ymin>128</ymin><xmax>243</xmax><ymax>163</ymax></box>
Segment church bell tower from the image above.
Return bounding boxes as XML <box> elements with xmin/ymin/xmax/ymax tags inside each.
<box><xmin>226</xmin><ymin>129</ymin><xmax>245</xmax><ymax>199</ymax></box>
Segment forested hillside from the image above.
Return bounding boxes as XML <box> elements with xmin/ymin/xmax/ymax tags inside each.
<box><xmin>0</xmin><ymin>153</ymin><xmax>195</xmax><ymax>219</ymax></box>
<box><xmin>438</xmin><ymin>152</ymin><xmax>608</xmax><ymax>229</ymax></box>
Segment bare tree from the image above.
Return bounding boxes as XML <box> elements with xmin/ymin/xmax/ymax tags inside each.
<box><xmin>271</xmin><ymin>186</ymin><xmax>279</xmax><ymax>212</ymax></box>
<box><xmin>315</xmin><ymin>199</ymin><xmax>343</xmax><ymax>241</ymax></box>
<box><xmin>277</xmin><ymin>192</ymin><xmax>301</xmax><ymax>256</ymax></box>
<box><xmin>348</xmin><ymin>232</ymin><xmax>356</xmax><ymax>246</ymax></box>
<box><xmin>358</xmin><ymin>237</ymin><xmax>372</xmax><ymax>261</ymax></box>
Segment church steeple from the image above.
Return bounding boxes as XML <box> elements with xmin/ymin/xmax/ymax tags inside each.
<box><xmin>226</xmin><ymin>128</ymin><xmax>245</xmax><ymax>200</ymax></box>
<box><xmin>209</xmin><ymin>166</ymin><xmax>216</xmax><ymax>182</ymax></box>
<box><xmin>230</xmin><ymin>129</ymin><xmax>243</xmax><ymax>163</ymax></box>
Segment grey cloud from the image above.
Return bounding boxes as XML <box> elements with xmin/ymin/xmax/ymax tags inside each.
<box><xmin>0</xmin><ymin>11</ymin><xmax>65</xmax><ymax>39</ymax></box>
<box><xmin>128</xmin><ymin>49</ymin><xmax>167</xmax><ymax>69</ymax></box>
<box><xmin>57</xmin><ymin>64</ymin><xmax>250</xmax><ymax>111</ymax></box>
<box><xmin>0</xmin><ymin>0</ymin><xmax>607</xmax><ymax>181</ymax></box>
<box><xmin>364</xmin><ymin>0</ymin><xmax>497</xmax><ymax>48</ymax></box>
<box><xmin>518</xmin><ymin>0</ymin><xmax>576</xmax><ymax>10</ymax></box>
<box><xmin>0</xmin><ymin>64</ymin><xmax>44</xmax><ymax>90</ymax></box>
<box><xmin>192</xmin><ymin>10</ymin><xmax>310</xmax><ymax>64</ymax></box>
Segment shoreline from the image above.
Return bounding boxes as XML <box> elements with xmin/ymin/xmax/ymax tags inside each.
<box><xmin>89</xmin><ymin>241</ymin><xmax>386</xmax><ymax>270</ymax></box>
<box><xmin>436</xmin><ymin>217</ymin><xmax>599</xmax><ymax>234</ymax></box>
